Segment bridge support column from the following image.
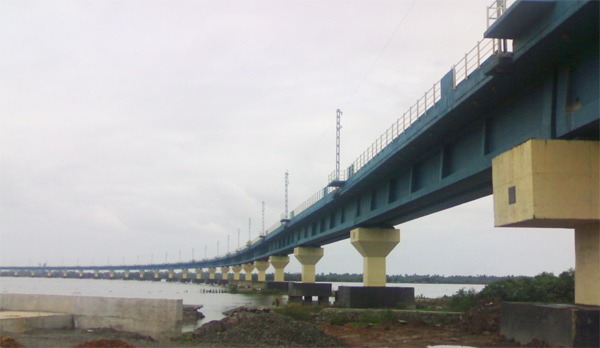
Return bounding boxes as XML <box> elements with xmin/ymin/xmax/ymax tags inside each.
<box><xmin>124</xmin><ymin>270</ymin><xmax>130</xmax><ymax>279</ymax></box>
<box><xmin>94</xmin><ymin>270</ymin><xmax>99</xmax><ymax>278</ymax></box>
<box><xmin>208</xmin><ymin>268</ymin><xmax>216</xmax><ymax>280</ymax></box>
<box><xmin>575</xmin><ymin>223</ymin><xmax>600</xmax><ymax>305</ymax></box>
<box><xmin>220</xmin><ymin>266</ymin><xmax>230</xmax><ymax>281</ymax></box>
<box><xmin>293</xmin><ymin>247</ymin><xmax>324</xmax><ymax>283</ymax></box>
<box><xmin>109</xmin><ymin>270</ymin><xmax>115</xmax><ymax>279</ymax></box>
<box><xmin>231</xmin><ymin>265</ymin><xmax>243</xmax><ymax>281</ymax></box>
<box><xmin>493</xmin><ymin>139</ymin><xmax>599</xmax><ymax>305</ymax></box>
<box><xmin>139</xmin><ymin>270</ymin><xmax>145</xmax><ymax>280</ymax></box>
<box><xmin>181</xmin><ymin>269</ymin><xmax>189</xmax><ymax>281</ymax></box>
<box><xmin>153</xmin><ymin>270</ymin><xmax>160</xmax><ymax>280</ymax></box>
<box><xmin>62</xmin><ymin>271</ymin><xmax>68</xmax><ymax>278</ymax></box>
<box><xmin>195</xmin><ymin>268</ymin><xmax>203</xmax><ymax>282</ymax></box>
<box><xmin>350</xmin><ymin>227</ymin><xmax>400</xmax><ymax>287</ymax></box>
<box><xmin>269</xmin><ymin>255</ymin><xmax>290</xmax><ymax>282</ymax></box>
<box><xmin>242</xmin><ymin>263</ymin><xmax>254</xmax><ymax>281</ymax></box>
<box><xmin>254</xmin><ymin>260</ymin><xmax>270</xmax><ymax>282</ymax></box>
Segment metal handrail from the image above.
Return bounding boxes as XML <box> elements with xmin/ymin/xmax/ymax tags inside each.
<box><xmin>287</xmin><ymin>0</ymin><xmax>514</xmax><ymax>224</ymax></box>
<box><xmin>264</xmin><ymin>221</ymin><xmax>281</xmax><ymax>235</ymax></box>
<box><xmin>487</xmin><ymin>0</ymin><xmax>507</xmax><ymax>28</ymax></box>
<box><xmin>453</xmin><ymin>38</ymin><xmax>499</xmax><ymax>88</ymax></box>
<box><xmin>290</xmin><ymin>186</ymin><xmax>336</xmax><ymax>217</ymax></box>
<box><xmin>348</xmin><ymin>80</ymin><xmax>441</xmax><ymax>178</ymax></box>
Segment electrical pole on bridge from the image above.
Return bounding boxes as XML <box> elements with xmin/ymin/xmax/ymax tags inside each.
<box><xmin>336</xmin><ymin>109</ymin><xmax>342</xmax><ymax>181</ymax></box>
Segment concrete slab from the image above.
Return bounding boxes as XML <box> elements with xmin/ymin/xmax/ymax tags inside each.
<box><xmin>0</xmin><ymin>293</ymin><xmax>183</xmax><ymax>340</ymax></box>
<box><xmin>0</xmin><ymin>311</ymin><xmax>73</xmax><ymax>333</ymax></box>
<box><xmin>288</xmin><ymin>282</ymin><xmax>332</xmax><ymax>304</ymax></box>
<box><xmin>501</xmin><ymin>302</ymin><xmax>599</xmax><ymax>347</ymax></box>
<box><xmin>335</xmin><ymin>286</ymin><xmax>415</xmax><ymax>309</ymax></box>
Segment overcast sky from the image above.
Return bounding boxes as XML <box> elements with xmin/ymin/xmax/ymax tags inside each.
<box><xmin>1</xmin><ymin>0</ymin><xmax>574</xmax><ymax>277</ymax></box>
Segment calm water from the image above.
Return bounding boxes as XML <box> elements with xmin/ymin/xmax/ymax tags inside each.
<box><xmin>0</xmin><ymin>277</ymin><xmax>484</xmax><ymax>330</ymax></box>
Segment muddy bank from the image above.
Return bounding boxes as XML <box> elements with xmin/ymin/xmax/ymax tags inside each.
<box><xmin>1</xmin><ymin>300</ymin><xmax>518</xmax><ymax>347</ymax></box>
<box><xmin>186</xmin><ymin>307</ymin><xmax>346</xmax><ymax>347</ymax></box>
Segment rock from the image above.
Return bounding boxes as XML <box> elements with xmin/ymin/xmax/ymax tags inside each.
<box><xmin>190</xmin><ymin>311</ymin><xmax>346</xmax><ymax>346</ymax></box>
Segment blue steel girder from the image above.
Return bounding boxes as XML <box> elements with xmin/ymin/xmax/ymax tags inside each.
<box><xmin>254</xmin><ymin>0</ymin><xmax>599</xmax><ymax>258</ymax></box>
<box><xmin>2</xmin><ymin>0</ymin><xmax>598</xmax><ymax>273</ymax></box>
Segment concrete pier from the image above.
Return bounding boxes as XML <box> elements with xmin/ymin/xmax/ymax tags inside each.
<box><xmin>350</xmin><ymin>227</ymin><xmax>399</xmax><ymax>287</ymax></box>
<box><xmin>242</xmin><ymin>263</ymin><xmax>254</xmax><ymax>281</ymax></box>
<box><xmin>493</xmin><ymin>140</ymin><xmax>599</xmax><ymax>305</ymax></box>
<box><xmin>220</xmin><ymin>266</ymin><xmax>230</xmax><ymax>282</ymax></box>
<box><xmin>493</xmin><ymin>140</ymin><xmax>600</xmax><ymax>345</ymax></box>
<box><xmin>194</xmin><ymin>268</ymin><xmax>203</xmax><ymax>283</ymax></box>
<box><xmin>231</xmin><ymin>265</ymin><xmax>242</xmax><ymax>281</ymax></box>
<box><xmin>269</xmin><ymin>255</ymin><xmax>289</xmax><ymax>282</ymax></box>
<box><xmin>254</xmin><ymin>260</ymin><xmax>269</xmax><ymax>282</ymax></box>
<box><xmin>293</xmin><ymin>247</ymin><xmax>323</xmax><ymax>283</ymax></box>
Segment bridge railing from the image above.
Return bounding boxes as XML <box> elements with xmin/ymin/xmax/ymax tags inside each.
<box><xmin>264</xmin><ymin>220</ymin><xmax>281</xmax><ymax>235</ymax></box>
<box><xmin>290</xmin><ymin>186</ymin><xmax>336</xmax><ymax>218</ymax></box>
<box><xmin>349</xmin><ymin>80</ymin><xmax>442</xmax><ymax>179</ymax></box>
<box><xmin>291</xmin><ymin>1</ymin><xmax>514</xmax><ymax>228</ymax></box>
<box><xmin>452</xmin><ymin>38</ymin><xmax>511</xmax><ymax>88</ymax></box>
<box><xmin>487</xmin><ymin>0</ymin><xmax>507</xmax><ymax>28</ymax></box>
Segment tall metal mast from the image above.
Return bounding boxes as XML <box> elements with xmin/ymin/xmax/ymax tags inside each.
<box><xmin>336</xmin><ymin>109</ymin><xmax>342</xmax><ymax>180</ymax></box>
<box><xmin>284</xmin><ymin>171</ymin><xmax>289</xmax><ymax>219</ymax></box>
<box><xmin>261</xmin><ymin>201</ymin><xmax>265</xmax><ymax>236</ymax></box>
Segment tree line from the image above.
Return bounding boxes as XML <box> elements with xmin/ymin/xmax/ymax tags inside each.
<box><xmin>264</xmin><ymin>272</ymin><xmax>512</xmax><ymax>284</ymax></box>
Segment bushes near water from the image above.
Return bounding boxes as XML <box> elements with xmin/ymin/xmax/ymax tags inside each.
<box><xmin>478</xmin><ymin>270</ymin><xmax>574</xmax><ymax>303</ymax></box>
<box><xmin>446</xmin><ymin>270</ymin><xmax>574</xmax><ymax>311</ymax></box>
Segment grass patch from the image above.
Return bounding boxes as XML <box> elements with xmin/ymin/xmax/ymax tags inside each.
<box><xmin>274</xmin><ymin>303</ymin><xmax>317</xmax><ymax>321</ymax></box>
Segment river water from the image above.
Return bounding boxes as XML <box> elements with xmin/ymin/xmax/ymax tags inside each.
<box><xmin>0</xmin><ymin>277</ymin><xmax>484</xmax><ymax>330</ymax></box>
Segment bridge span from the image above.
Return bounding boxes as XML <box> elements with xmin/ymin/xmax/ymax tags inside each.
<box><xmin>2</xmin><ymin>0</ymin><xmax>599</xmax><ymax>307</ymax></box>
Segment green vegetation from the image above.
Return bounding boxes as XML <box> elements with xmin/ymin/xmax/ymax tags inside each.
<box><xmin>265</xmin><ymin>272</ymin><xmax>559</xmax><ymax>285</ymax></box>
<box><xmin>283</xmin><ymin>272</ymin><xmax>511</xmax><ymax>284</ymax></box>
<box><xmin>442</xmin><ymin>270</ymin><xmax>575</xmax><ymax>312</ymax></box>
<box><xmin>478</xmin><ymin>270</ymin><xmax>574</xmax><ymax>303</ymax></box>
<box><xmin>274</xmin><ymin>303</ymin><xmax>319</xmax><ymax>321</ymax></box>
<box><xmin>349</xmin><ymin>311</ymin><xmax>389</xmax><ymax>326</ymax></box>
<box><xmin>447</xmin><ymin>288</ymin><xmax>480</xmax><ymax>312</ymax></box>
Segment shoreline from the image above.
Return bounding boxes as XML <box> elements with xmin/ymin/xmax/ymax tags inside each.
<box><xmin>1</xmin><ymin>298</ymin><xmax>518</xmax><ymax>347</ymax></box>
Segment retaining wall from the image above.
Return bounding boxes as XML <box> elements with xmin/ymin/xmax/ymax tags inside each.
<box><xmin>0</xmin><ymin>293</ymin><xmax>182</xmax><ymax>339</ymax></box>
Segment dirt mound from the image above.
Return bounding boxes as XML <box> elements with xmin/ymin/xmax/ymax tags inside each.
<box><xmin>190</xmin><ymin>311</ymin><xmax>347</xmax><ymax>347</ymax></box>
<box><xmin>71</xmin><ymin>339</ymin><xmax>136</xmax><ymax>348</ymax></box>
<box><xmin>460</xmin><ymin>298</ymin><xmax>502</xmax><ymax>334</ymax></box>
<box><xmin>0</xmin><ymin>336</ymin><xmax>25</xmax><ymax>348</ymax></box>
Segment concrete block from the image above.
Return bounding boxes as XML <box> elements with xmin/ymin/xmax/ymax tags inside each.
<box><xmin>0</xmin><ymin>311</ymin><xmax>73</xmax><ymax>333</ymax></box>
<box><xmin>288</xmin><ymin>282</ymin><xmax>331</xmax><ymax>297</ymax></box>
<box><xmin>0</xmin><ymin>293</ymin><xmax>182</xmax><ymax>340</ymax></box>
<box><xmin>288</xmin><ymin>282</ymin><xmax>331</xmax><ymax>303</ymax></box>
<box><xmin>335</xmin><ymin>286</ymin><xmax>415</xmax><ymax>309</ymax></box>
<box><xmin>501</xmin><ymin>302</ymin><xmax>599</xmax><ymax>347</ymax></box>
<box><xmin>265</xmin><ymin>281</ymin><xmax>290</xmax><ymax>291</ymax></box>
